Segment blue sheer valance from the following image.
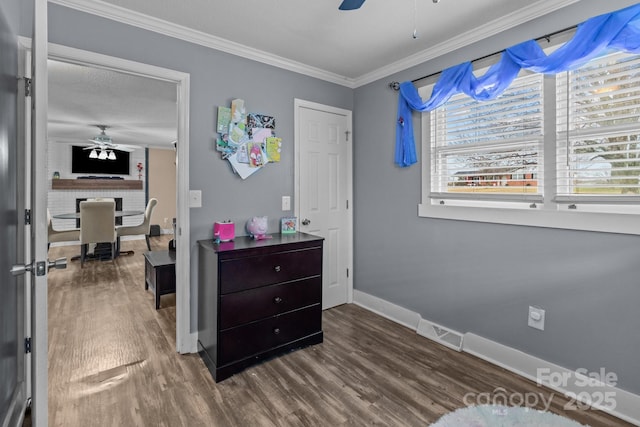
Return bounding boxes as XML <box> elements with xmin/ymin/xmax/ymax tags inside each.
<box><xmin>395</xmin><ymin>3</ymin><xmax>640</xmax><ymax>167</ymax></box>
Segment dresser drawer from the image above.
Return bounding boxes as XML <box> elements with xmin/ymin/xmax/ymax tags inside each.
<box><xmin>219</xmin><ymin>247</ymin><xmax>322</xmax><ymax>294</ymax></box>
<box><xmin>219</xmin><ymin>277</ymin><xmax>321</xmax><ymax>330</ymax></box>
<box><xmin>218</xmin><ymin>305</ymin><xmax>321</xmax><ymax>365</ymax></box>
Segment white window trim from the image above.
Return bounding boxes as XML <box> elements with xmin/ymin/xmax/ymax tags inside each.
<box><xmin>418</xmin><ymin>77</ymin><xmax>640</xmax><ymax>235</ymax></box>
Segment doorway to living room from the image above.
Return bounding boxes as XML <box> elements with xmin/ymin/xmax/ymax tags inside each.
<box><xmin>42</xmin><ymin>42</ymin><xmax>192</xmax><ymax>353</ymax></box>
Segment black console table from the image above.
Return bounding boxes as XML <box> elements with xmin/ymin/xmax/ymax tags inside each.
<box><xmin>143</xmin><ymin>250</ymin><xmax>176</xmax><ymax>309</ymax></box>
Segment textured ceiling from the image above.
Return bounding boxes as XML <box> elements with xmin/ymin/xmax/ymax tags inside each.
<box><xmin>48</xmin><ymin>60</ymin><xmax>177</xmax><ymax>150</ymax></box>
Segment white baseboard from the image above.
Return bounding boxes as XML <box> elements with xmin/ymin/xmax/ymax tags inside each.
<box><xmin>352</xmin><ymin>290</ymin><xmax>421</xmax><ymax>330</ymax></box>
<box><xmin>464</xmin><ymin>334</ymin><xmax>640</xmax><ymax>426</ymax></box>
<box><xmin>352</xmin><ymin>290</ymin><xmax>640</xmax><ymax>426</ymax></box>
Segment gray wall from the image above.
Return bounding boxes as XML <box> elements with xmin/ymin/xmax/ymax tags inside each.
<box><xmin>0</xmin><ymin>0</ymin><xmax>20</xmax><ymax>419</ymax></box>
<box><xmin>41</xmin><ymin>5</ymin><xmax>353</xmax><ymax>329</ymax></box>
<box><xmin>17</xmin><ymin>0</ymin><xmax>640</xmax><ymax>398</ymax></box>
<box><xmin>354</xmin><ymin>0</ymin><xmax>640</xmax><ymax>395</ymax></box>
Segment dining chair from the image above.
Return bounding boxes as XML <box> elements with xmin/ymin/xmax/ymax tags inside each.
<box><xmin>79</xmin><ymin>199</ymin><xmax>117</xmax><ymax>267</ymax></box>
<box><xmin>47</xmin><ymin>209</ymin><xmax>80</xmax><ymax>250</ymax></box>
<box><xmin>116</xmin><ymin>198</ymin><xmax>158</xmax><ymax>251</ymax></box>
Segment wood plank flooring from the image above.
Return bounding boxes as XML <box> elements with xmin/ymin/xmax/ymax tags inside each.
<box><xmin>45</xmin><ymin>237</ymin><xmax>632</xmax><ymax>426</ymax></box>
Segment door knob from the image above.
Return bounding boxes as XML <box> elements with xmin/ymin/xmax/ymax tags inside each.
<box><xmin>10</xmin><ymin>262</ymin><xmax>34</xmax><ymax>276</ymax></box>
<box><xmin>48</xmin><ymin>257</ymin><xmax>68</xmax><ymax>271</ymax></box>
<box><xmin>10</xmin><ymin>257</ymin><xmax>67</xmax><ymax>277</ymax></box>
<box><xmin>301</xmin><ymin>218</ymin><xmax>311</xmax><ymax>226</ymax></box>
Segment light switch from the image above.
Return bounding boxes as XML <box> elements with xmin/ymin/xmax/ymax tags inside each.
<box><xmin>189</xmin><ymin>190</ymin><xmax>202</xmax><ymax>208</ymax></box>
<box><xmin>282</xmin><ymin>196</ymin><xmax>291</xmax><ymax>211</ymax></box>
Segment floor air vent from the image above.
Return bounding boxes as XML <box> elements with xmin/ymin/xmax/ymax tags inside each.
<box><xmin>417</xmin><ymin>319</ymin><xmax>464</xmax><ymax>351</ymax></box>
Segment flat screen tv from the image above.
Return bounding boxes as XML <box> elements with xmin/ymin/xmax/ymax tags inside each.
<box><xmin>71</xmin><ymin>145</ymin><xmax>131</xmax><ymax>175</ymax></box>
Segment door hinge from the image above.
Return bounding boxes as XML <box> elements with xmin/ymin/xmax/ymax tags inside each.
<box><xmin>25</xmin><ymin>337</ymin><xmax>31</xmax><ymax>354</ymax></box>
<box><xmin>24</xmin><ymin>209</ymin><xmax>31</xmax><ymax>225</ymax></box>
<box><xmin>24</xmin><ymin>78</ymin><xmax>32</xmax><ymax>97</ymax></box>
<box><xmin>346</xmin><ymin>200</ymin><xmax>349</xmax><ymax>210</ymax></box>
<box><xmin>347</xmin><ymin>268</ymin><xmax>349</xmax><ymax>278</ymax></box>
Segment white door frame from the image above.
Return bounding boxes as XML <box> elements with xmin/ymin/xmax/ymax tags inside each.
<box><xmin>293</xmin><ymin>98</ymin><xmax>354</xmax><ymax>305</ymax></box>
<box><xmin>27</xmin><ymin>1</ymin><xmax>49</xmax><ymax>423</ymax></box>
<box><xmin>17</xmin><ymin>38</ymin><xmax>195</xmax><ymax>354</ymax></box>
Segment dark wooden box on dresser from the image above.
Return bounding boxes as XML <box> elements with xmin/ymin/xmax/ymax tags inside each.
<box><xmin>197</xmin><ymin>232</ymin><xmax>324</xmax><ymax>382</ymax></box>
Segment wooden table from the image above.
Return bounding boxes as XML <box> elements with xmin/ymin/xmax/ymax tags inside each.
<box><xmin>52</xmin><ymin>210</ymin><xmax>144</xmax><ymax>220</ymax></box>
<box><xmin>144</xmin><ymin>250</ymin><xmax>176</xmax><ymax>309</ymax></box>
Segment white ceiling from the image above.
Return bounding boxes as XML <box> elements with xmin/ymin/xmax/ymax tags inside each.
<box><xmin>47</xmin><ymin>0</ymin><xmax>582</xmax><ymax>149</ymax></box>
<box><xmin>54</xmin><ymin>0</ymin><xmax>580</xmax><ymax>86</ymax></box>
<box><xmin>48</xmin><ymin>60</ymin><xmax>177</xmax><ymax>150</ymax></box>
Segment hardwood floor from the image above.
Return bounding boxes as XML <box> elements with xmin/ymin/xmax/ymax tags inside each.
<box><xmin>45</xmin><ymin>237</ymin><xmax>631</xmax><ymax>426</ymax></box>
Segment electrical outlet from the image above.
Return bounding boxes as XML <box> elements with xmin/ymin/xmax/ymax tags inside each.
<box><xmin>282</xmin><ymin>196</ymin><xmax>291</xmax><ymax>211</ymax></box>
<box><xmin>528</xmin><ymin>306</ymin><xmax>545</xmax><ymax>331</ymax></box>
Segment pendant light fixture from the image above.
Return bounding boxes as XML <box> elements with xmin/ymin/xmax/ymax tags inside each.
<box><xmin>89</xmin><ymin>149</ymin><xmax>98</xmax><ymax>159</ymax></box>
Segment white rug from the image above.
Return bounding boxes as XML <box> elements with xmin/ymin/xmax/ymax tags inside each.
<box><xmin>431</xmin><ymin>405</ymin><xmax>588</xmax><ymax>427</ymax></box>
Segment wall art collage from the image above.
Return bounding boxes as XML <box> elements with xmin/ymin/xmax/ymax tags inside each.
<box><xmin>216</xmin><ymin>99</ymin><xmax>282</xmax><ymax>179</ymax></box>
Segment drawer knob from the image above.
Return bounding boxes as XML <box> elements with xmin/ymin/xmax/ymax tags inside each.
<box><xmin>274</xmin><ymin>265</ymin><xmax>281</xmax><ymax>272</ymax></box>
<box><xmin>274</xmin><ymin>296</ymin><xmax>283</xmax><ymax>304</ymax></box>
<box><xmin>273</xmin><ymin>328</ymin><xmax>281</xmax><ymax>335</ymax></box>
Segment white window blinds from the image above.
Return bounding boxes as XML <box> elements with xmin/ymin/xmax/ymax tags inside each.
<box><xmin>556</xmin><ymin>51</ymin><xmax>640</xmax><ymax>203</ymax></box>
<box><xmin>430</xmin><ymin>72</ymin><xmax>544</xmax><ymax>202</ymax></box>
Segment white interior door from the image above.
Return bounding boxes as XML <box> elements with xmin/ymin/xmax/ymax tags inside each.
<box><xmin>30</xmin><ymin>0</ymin><xmax>49</xmax><ymax>425</ymax></box>
<box><xmin>295</xmin><ymin>99</ymin><xmax>353</xmax><ymax>309</ymax></box>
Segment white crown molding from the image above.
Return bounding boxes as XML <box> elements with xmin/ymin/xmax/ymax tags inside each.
<box><xmin>51</xmin><ymin>0</ymin><xmax>578</xmax><ymax>89</ymax></box>
<box><xmin>353</xmin><ymin>0</ymin><xmax>581</xmax><ymax>88</ymax></box>
<box><xmin>49</xmin><ymin>0</ymin><xmax>356</xmax><ymax>88</ymax></box>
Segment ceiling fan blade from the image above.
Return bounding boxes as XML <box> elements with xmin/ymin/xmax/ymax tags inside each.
<box><xmin>112</xmin><ymin>144</ymin><xmax>140</xmax><ymax>152</ymax></box>
<box><xmin>339</xmin><ymin>0</ymin><xmax>365</xmax><ymax>10</ymax></box>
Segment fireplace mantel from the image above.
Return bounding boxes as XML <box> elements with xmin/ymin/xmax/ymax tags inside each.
<box><xmin>51</xmin><ymin>179</ymin><xmax>143</xmax><ymax>190</ymax></box>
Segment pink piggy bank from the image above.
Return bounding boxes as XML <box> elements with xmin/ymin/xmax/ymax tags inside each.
<box><xmin>246</xmin><ymin>216</ymin><xmax>271</xmax><ymax>240</ymax></box>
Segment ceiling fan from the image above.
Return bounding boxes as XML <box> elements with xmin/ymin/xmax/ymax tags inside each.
<box><xmin>83</xmin><ymin>125</ymin><xmax>138</xmax><ymax>159</ymax></box>
<box><xmin>339</xmin><ymin>0</ymin><xmax>439</xmax><ymax>10</ymax></box>
<box><xmin>338</xmin><ymin>0</ymin><xmax>365</xmax><ymax>10</ymax></box>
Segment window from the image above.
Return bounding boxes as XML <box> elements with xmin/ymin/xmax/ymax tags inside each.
<box><xmin>420</xmin><ymin>50</ymin><xmax>640</xmax><ymax>234</ymax></box>
<box><xmin>430</xmin><ymin>72</ymin><xmax>544</xmax><ymax>204</ymax></box>
<box><xmin>557</xmin><ymin>51</ymin><xmax>640</xmax><ymax>204</ymax></box>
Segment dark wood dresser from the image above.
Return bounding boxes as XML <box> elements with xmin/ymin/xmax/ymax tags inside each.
<box><xmin>197</xmin><ymin>233</ymin><xmax>324</xmax><ymax>382</ymax></box>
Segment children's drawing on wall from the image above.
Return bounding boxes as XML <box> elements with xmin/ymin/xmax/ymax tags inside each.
<box><xmin>215</xmin><ymin>99</ymin><xmax>281</xmax><ymax>179</ymax></box>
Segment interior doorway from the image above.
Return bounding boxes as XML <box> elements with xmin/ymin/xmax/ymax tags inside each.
<box><xmin>32</xmin><ymin>40</ymin><xmax>193</xmax><ymax>353</ymax></box>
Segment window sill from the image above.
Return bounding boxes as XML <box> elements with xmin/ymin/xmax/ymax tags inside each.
<box><xmin>418</xmin><ymin>203</ymin><xmax>640</xmax><ymax>235</ymax></box>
